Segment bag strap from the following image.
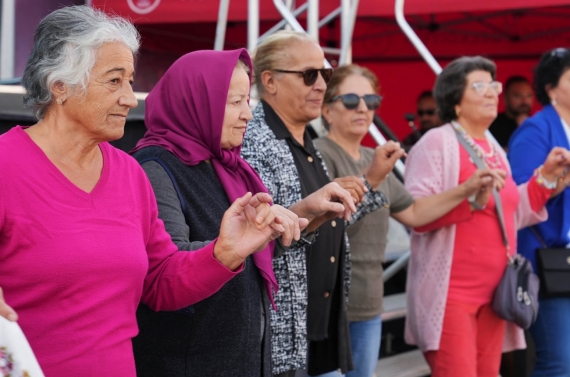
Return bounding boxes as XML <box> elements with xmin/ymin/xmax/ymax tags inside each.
<box><xmin>529</xmin><ymin>226</ymin><xmax>548</xmax><ymax>248</ymax></box>
<box><xmin>452</xmin><ymin>126</ymin><xmax>511</xmax><ymax>258</ymax></box>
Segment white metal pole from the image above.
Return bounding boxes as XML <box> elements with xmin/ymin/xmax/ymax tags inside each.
<box><xmin>338</xmin><ymin>0</ymin><xmax>351</xmax><ymax>65</ymax></box>
<box><xmin>214</xmin><ymin>0</ymin><xmax>230</xmax><ymax>50</ymax></box>
<box><xmin>395</xmin><ymin>0</ymin><xmax>442</xmax><ymax>74</ymax></box>
<box><xmin>0</xmin><ymin>0</ymin><xmax>16</xmax><ymax>80</ymax></box>
<box><xmin>248</xmin><ymin>0</ymin><xmax>260</xmax><ymax>52</ymax></box>
<box><xmin>307</xmin><ymin>0</ymin><xmax>319</xmax><ymax>40</ymax></box>
<box><xmin>259</xmin><ymin>3</ymin><xmax>308</xmax><ymax>42</ymax></box>
<box><xmin>272</xmin><ymin>0</ymin><xmax>305</xmax><ymax>32</ymax></box>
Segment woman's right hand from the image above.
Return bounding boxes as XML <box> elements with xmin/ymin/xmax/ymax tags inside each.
<box><xmin>0</xmin><ymin>287</ymin><xmax>18</xmax><ymax>322</ymax></box>
<box><xmin>287</xmin><ymin>182</ymin><xmax>357</xmax><ymax>234</ymax></box>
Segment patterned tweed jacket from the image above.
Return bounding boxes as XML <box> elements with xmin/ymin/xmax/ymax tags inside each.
<box><xmin>241</xmin><ymin>103</ymin><xmax>388</xmax><ymax>374</ymax></box>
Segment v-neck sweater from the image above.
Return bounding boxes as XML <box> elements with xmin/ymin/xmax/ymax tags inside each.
<box><xmin>0</xmin><ymin>127</ymin><xmax>241</xmax><ymax>377</ymax></box>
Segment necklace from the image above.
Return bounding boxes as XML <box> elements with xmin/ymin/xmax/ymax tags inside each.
<box><xmin>451</xmin><ymin>121</ymin><xmax>502</xmax><ymax>169</ymax></box>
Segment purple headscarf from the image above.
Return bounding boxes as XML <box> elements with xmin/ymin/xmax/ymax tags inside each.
<box><xmin>132</xmin><ymin>49</ymin><xmax>278</xmax><ymax>304</ymax></box>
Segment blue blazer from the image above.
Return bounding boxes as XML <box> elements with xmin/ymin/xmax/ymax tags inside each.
<box><xmin>508</xmin><ymin>104</ymin><xmax>570</xmax><ymax>271</ymax></box>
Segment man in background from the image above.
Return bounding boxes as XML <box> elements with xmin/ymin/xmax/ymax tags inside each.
<box><xmin>489</xmin><ymin>75</ymin><xmax>534</xmax><ymax>149</ymax></box>
<box><xmin>402</xmin><ymin>90</ymin><xmax>442</xmax><ymax>149</ymax></box>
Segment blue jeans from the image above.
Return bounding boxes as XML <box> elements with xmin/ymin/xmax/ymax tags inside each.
<box><xmin>309</xmin><ymin>316</ymin><xmax>382</xmax><ymax>377</ymax></box>
<box><xmin>529</xmin><ymin>297</ymin><xmax>570</xmax><ymax>377</ymax></box>
<box><xmin>347</xmin><ymin>316</ymin><xmax>382</xmax><ymax>377</ymax></box>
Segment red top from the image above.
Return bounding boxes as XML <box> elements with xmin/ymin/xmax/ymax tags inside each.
<box><xmin>417</xmin><ymin>138</ymin><xmax>551</xmax><ymax>304</ymax></box>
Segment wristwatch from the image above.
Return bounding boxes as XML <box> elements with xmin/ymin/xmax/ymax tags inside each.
<box><xmin>468</xmin><ymin>194</ymin><xmax>485</xmax><ymax>210</ymax></box>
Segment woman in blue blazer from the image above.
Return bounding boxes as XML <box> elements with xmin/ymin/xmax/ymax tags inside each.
<box><xmin>508</xmin><ymin>48</ymin><xmax>570</xmax><ymax>377</ymax></box>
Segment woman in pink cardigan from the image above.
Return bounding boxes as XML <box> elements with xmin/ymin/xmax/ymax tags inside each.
<box><xmin>404</xmin><ymin>56</ymin><xmax>570</xmax><ymax>377</ymax></box>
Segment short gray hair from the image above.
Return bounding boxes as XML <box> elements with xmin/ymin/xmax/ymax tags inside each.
<box><xmin>253</xmin><ymin>31</ymin><xmax>318</xmax><ymax>96</ymax></box>
<box><xmin>22</xmin><ymin>6</ymin><xmax>140</xmax><ymax>119</ymax></box>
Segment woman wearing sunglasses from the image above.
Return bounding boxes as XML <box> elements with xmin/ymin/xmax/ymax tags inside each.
<box><xmin>508</xmin><ymin>48</ymin><xmax>570</xmax><ymax>377</ymax></box>
<box><xmin>315</xmin><ymin>64</ymin><xmax>508</xmax><ymax>377</ymax></box>
<box><xmin>404</xmin><ymin>56</ymin><xmax>570</xmax><ymax>377</ymax></box>
<box><xmin>241</xmin><ymin>31</ymin><xmax>404</xmax><ymax>377</ymax></box>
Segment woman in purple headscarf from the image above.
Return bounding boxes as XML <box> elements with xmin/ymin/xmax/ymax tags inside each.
<box><xmin>130</xmin><ymin>49</ymin><xmax>310</xmax><ymax>376</ymax></box>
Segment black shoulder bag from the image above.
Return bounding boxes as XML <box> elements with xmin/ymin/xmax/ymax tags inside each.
<box><xmin>453</xmin><ymin>128</ymin><xmax>540</xmax><ymax>329</ymax></box>
<box><xmin>530</xmin><ymin>226</ymin><xmax>570</xmax><ymax>297</ymax></box>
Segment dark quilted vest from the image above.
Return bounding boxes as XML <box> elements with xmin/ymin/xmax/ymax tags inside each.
<box><xmin>132</xmin><ymin>146</ymin><xmax>271</xmax><ymax>377</ymax></box>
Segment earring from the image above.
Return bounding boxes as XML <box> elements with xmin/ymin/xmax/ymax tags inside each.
<box><xmin>552</xmin><ymin>98</ymin><xmax>558</xmax><ymax>106</ymax></box>
<box><xmin>56</xmin><ymin>99</ymin><xmax>63</xmax><ymax>105</ymax></box>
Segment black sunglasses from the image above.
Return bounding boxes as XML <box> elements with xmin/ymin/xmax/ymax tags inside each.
<box><xmin>329</xmin><ymin>93</ymin><xmax>382</xmax><ymax>110</ymax></box>
<box><xmin>273</xmin><ymin>68</ymin><xmax>334</xmax><ymax>86</ymax></box>
<box><xmin>417</xmin><ymin>109</ymin><xmax>436</xmax><ymax>116</ymax></box>
<box><xmin>547</xmin><ymin>48</ymin><xmax>570</xmax><ymax>64</ymax></box>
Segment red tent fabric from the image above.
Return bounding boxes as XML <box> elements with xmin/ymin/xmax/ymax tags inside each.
<box><xmin>93</xmin><ymin>0</ymin><xmax>570</xmax><ymax>140</ymax></box>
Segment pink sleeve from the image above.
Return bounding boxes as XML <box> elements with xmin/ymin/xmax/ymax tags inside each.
<box><xmin>140</xmin><ymin>183</ymin><xmax>243</xmax><ymax>312</ymax></box>
<box><xmin>414</xmin><ymin>200</ymin><xmax>474</xmax><ymax>233</ymax></box>
<box><xmin>526</xmin><ymin>176</ymin><xmax>554</xmax><ymax>213</ymax></box>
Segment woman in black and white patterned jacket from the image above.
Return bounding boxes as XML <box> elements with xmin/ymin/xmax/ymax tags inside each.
<box><xmin>241</xmin><ymin>31</ymin><xmax>404</xmax><ymax>377</ymax></box>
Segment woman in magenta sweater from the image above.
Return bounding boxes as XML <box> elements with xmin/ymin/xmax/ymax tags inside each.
<box><xmin>0</xmin><ymin>6</ymin><xmax>307</xmax><ymax>377</ymax></box>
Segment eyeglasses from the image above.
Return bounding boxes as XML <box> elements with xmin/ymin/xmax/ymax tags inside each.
<box><xmin>417</xmin><ymin>109</ymin><xmax>436</xmax><ymax>117</ymax></box>
<box><xmin>471</xmin><ymin>81</ymin><xmax>503</xmax><ymax>96</ymax></box>
<box><xmin>273</xmin><ymin>68</ymin><xmax>334</xmax><ymax>86</ymax></box>
<box><xmin>329</xmin><ymin>93</ymin><xmax>382</xmax><ymax>110</ymax></box>
<box><xmin>547</xmin><ymin>48</ymin><xmax>570</xmax><ymax>63</ymax></box>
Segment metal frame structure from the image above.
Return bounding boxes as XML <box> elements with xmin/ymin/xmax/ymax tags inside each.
<box><xmin>0</xmin><ymin>0</ymin><xmax>16</xmax><ymax>80</ymax></box>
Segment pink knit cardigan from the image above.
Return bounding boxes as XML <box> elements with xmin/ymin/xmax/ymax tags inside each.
<box><xmin>403</xmin><ymin>124</ymin><xmax>547</xmax><ymax>352</ymax></box>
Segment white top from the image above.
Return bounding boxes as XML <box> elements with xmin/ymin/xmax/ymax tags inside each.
<box><xmin>559</xmin><ymin>117</ymin><xmax>570</xmax><ymax>247</ymax></box>
<box><xmin>0</xmin><ymin>317</ymin><xmax>45</xmax><ymax>377</ymax></box>
<box><xmin>560</xmin><ymin>117</ymin><xmax>570</xmax><ymax>146</ymax></box>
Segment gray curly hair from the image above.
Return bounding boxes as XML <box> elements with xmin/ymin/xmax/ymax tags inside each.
<box><xmin>22</xmin><ymin>6</ymin><xmax>140</xmax><ymax>119</ymax></box>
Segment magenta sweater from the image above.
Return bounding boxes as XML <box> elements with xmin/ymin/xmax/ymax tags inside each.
<box><xmin>0</xmin><ymin>127</ymin><xmax>241</xmax><ymax>377</ymax></box>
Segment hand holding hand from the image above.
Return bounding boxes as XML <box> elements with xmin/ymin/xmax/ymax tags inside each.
<box><xmin>365</xmin><ymin>141</ymin><xmax>406</xmax><ymax>188</ymax></box>
<box><xmin>0</xmin><ymin>287</ymin><xmax>17</xmax><ymax>322</ymax></box>
<box><xmin>333</xmin><ymin>176</ymin><xmax>368</xmax><ymax>205</ymax></box>
<box><xmin>268</xmin><ymin>204</ymin><xmax>309</xmax><ymax>247</ymax></box>
<box><xmin>215</xmin><ymin>192</ymin><xmax>284</xmax><ymax>270</ymax></box>
<box><xmin>541</xmin><ymin>147</ymin><xmax>570</xmax><ymax>183</ymax></box>
<box><xmin>463</xmin><ymin>168</ymin><xmax>507</xmax><ymax>210</ymax></box>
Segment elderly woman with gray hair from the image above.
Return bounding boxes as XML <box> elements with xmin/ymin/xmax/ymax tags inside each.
<box><xmin>0</xmin><ymin>6</ymin><xmax>299</xmax><ymax>377</ymax></box>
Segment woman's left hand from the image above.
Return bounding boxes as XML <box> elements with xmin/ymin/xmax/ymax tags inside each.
<box><xmin>269</xmin><ymin>205</ymin><xmax>309</xmax><ymax>247</ymax></box>
<box><xmin>542</xmin><ymin>147</ymin><xmax>570</xmax><ymax>180</ymax></box>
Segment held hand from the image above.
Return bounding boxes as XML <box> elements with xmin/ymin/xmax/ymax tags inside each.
<box><xmin>305</xmin><ymin>182</ymin><xmax>357</xmax><ymax>221</ymax></box>
<box><xmin>333</xmin><ymin>176</ymin><xmax>368</xmax><ymax>205</ymax></box>
<box><xmin>0</xmin><ymin>287</ymin><xmax>17</xmax><ymax>322</ymax></box>
<box><xmin>541</xmin><ymin>147</ymin><xmax>570</xmax><ymax>183</ymax></box>
<box><xmin>365</xmin><ymin>141</ymin><xmax>406</xmax><ymax>189</ymax></box>
<box><xmin>463</xmin><ymin>169</ymin><xmax>507</xmax><ymax>210</ymax></box>
<box><xmin>215</xmin><ymin>192</ymin><xmax>285</xmax><ymax>270</ymax></box>
<box><xmin>288</xmin><ymin>182</ymin><xmax>357</xmax><ymax>234</ymax></box>
<box><xmin>269</xmin><ymin>205</ymin><xmax>309</xmax><ymax>247</ymax></box>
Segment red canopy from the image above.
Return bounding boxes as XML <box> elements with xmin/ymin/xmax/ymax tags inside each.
<box><xmin>94</xmin><ymin>0</ymin><xmax>570</xmax><ymax>23</ymax></box>
<box><xmin>93</xmin><ymin>0</ymin><xmax>570</xmax><ymax>140</ymax></box>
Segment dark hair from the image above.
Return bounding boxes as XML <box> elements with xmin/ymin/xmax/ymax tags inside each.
<box><xmin>434</xmin><ymin>56</ymin><xmax>496</xmax><ymax>123</ymax></box>
<box><xmin>504</xmin><ymin>75</ymin><xmax>530</xmax><ymax>93</ymax></box>
<box><xmin>321</xmin><ymin>64</ymin><xmax>379</xmax><ymax>131</ymax></box>
<box><xmin>533</xmin><ymin>48</ymin><xmax>570</xmax><ymax>106</ymax></box>
<box><xmin>416</xmin><ymin>90</ymin><xmax>433</xmax><ymax>103</ymax></box>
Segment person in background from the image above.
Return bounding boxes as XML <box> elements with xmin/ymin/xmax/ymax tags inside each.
<box><xmin>241</xmin><ymin>31</ymin><xmax>400</xmax><ymax>377</ymax></box>
<box><xmin>508</xmin><ymin>47</ymin><xmax>570</xmax><ymax>377</ymax></box>
<box><xmin>0</xmin><ymin>6</ymin><xmax>289</xmax><ymax>377</ymax></box>
<box><xmin>130</xmin><ymin>49</ymin><xmax>307</xmax><ymax>377</ymax></box>
<box><xmin>404</xmin><ymin>56</ymin><xmax>570</xmax><ymax>377</ymax></box>
<box><xmin>402</xmin><ymin>91</ymin><xmax>442</xmax><ymax>149</ymax></box>
<box><xmin>489</xmin><ymin>75</ymin><xmax>534</xmax><ymax>149</ymax></box>
<box><xmin>315</xmin><ymin>64</ymin><xmax>508</xmax><ymax>377</ymax></box>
